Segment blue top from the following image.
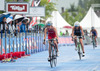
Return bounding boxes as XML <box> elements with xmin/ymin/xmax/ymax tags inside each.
<box><xmin>92</xmin><ymin>30</ymin><xmax>97</xmax><ymax>36</ymax></box>
<box><xmin>20</xmin><ymin>23</ymin><xmax>26</xmax><ymax>33</ymax></box>
<box><xmin>74</xmin><ymin>27</ymin><xmax>81</xmax><ymax>36</ymax></box>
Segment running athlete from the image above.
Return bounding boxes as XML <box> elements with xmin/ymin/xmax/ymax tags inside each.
<box><xmin>43</xmin><ymin>22</ymin><xmax>59</xmax><ymax>61</ymax></box>
<box><xmin>90</xmin><ymin>27</ymin><xmax>98</xmax><ymax>47</ymax></box>
<box><xmin>72</xmin><ymin>21</ymin><xmax>85</xmax><ymax>56</ymax></box>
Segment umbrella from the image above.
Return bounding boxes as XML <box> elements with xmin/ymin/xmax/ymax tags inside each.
<box><xmin>33</xmin><ymin>23</ymin><xmax>45</xmax><ymax>28</ymax></box>
<box><xmin>63</xmin><ymin>26</ymin><xmax>72</xmax><ymax>29</ymax></box>
<box><xmin>6</xmin><ymin>15</ymin><xmax>13</xmax><ymax>23</ymax></box>
<box><xmin>14</xmin><ymin>15</ymin><xmax>24</xmax><ymax>23</ymax></box>
<box><xmin>23</xmin><ymin>17</ymin><xmax>30</xmax><ymax>22</ymax></box>
<box><xmin>0</xmin><ymin>13</ymin><xmax>11</xmax><ymax>22</ymax></box>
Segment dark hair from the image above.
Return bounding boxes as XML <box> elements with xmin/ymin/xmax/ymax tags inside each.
<box><xmin>2</xmin><ymin>17</ymin><xmax>6</xmax><ymax>20</ymax></box>
<box><xmin>22</xmin><ymin>20</ymin><xmax>26</xmax><ymax>23</ymax></box>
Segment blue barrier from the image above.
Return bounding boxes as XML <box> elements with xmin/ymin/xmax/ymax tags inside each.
<box><xmin>0</xmin><ymin>32</ymin><xmax>48</xmax><ymax>55</ymax></box>
<box><xmin>0</xmin><ymin>31</ymin><xmax>75</xmax><ymax>56</ymax></box>
<box><xmin>58</xmin><ymin>36</ymin><xmax>74</xmax><ymax>46</ymax></box>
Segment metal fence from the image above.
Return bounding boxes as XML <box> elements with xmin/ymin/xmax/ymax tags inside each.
<box><xmin>0</xmin><ymin>29</ymin><xmax>49</xmax><ymax>55</ymax></box>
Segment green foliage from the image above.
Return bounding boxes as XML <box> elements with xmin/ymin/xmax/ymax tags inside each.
<box><xmin>62</xmin><ymin>5</ymin><xmax>86</xmax><ymax>26</ymax></box>
<box><xmin>24</xmin><ymin>0</ymin><xmax>29</xmax><ymax>2</ymax></box>
<box><xmin>6</xmin><ymin>0</ymin><xmax>14</xmax><ymax>2</ymax></box>
<box><xmin>68</xmin><ymin>3</ymin><xmax>77</xmax><ymax>12</ymax></box>
<box><xmin>6</xmin><ymin>0</ymin><xmax>29</xmax><ymax>2</ymax></box>
<box><xmin>79</xmin><ymin>0</ymin><xmax>100</xmax><ymax>10</ymax></box>
<box><xmin>40</xmin><ymin>0</ymin><xmax>56</xmax><ymax>19</ymax></box>
<box><xmin>62</xmin><ymin>0</ymin><xmax>100</xmax><ymax>26</ymax></box>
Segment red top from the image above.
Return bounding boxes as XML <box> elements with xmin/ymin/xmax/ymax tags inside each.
<box><xmin>47</xmin><ymin>28</ymin><xmax>56</xmax><ymax>39</ymax></box>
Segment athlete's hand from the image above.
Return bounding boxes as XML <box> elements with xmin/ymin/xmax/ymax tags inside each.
<box><xmin>43</xmin><ymin>41</ymin><xmax>45</xmax><ymax>45</ymax></box>
<box><xmin>72</xmin><ymin>37</ymin><xmax>74</xmax><ymax>41</ymax></box>
<box><xmin>56</xmin><ymin>39</ymin><xmax>59</xmax><ymax>44</ymax></box>
<box><xmin>83</xmin><ymin>37</ymin><xmax>85</xmax><ymax>40</ymax></box>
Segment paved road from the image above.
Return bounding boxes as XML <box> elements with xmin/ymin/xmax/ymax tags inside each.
<box><xmin>0</xmin><ymin>45</ymin><xmax>100</xmax><ymax>71</ymax></box>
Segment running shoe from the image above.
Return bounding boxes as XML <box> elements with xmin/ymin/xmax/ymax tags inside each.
<box><xmin>82</xmin><ymin>53</ymin><xmax>85</xmax><ymax>57</ymax></box>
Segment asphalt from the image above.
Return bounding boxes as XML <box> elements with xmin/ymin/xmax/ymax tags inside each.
<box><xmin>0</xmin><ymin>45</ymin><xmax>100</xmax><ymax>71</ymax></box>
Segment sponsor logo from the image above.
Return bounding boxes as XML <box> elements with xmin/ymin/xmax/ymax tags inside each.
<box><xmin>10</xmin><ymin>6</ymin><xmax>25</xmax><ymax>11</ymax></box>
<box><xmin>7</xmin><ymin>4</ymin><xmax>28</xmax><ymax>13</ymax></box>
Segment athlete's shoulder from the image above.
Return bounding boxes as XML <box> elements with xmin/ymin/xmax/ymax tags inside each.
<box><xmin>72</xmin><ymin>26</ymin><xmax>75</xmax><ymax>29</ymax></box>
<box><xmin>45</xmin><ymin>27</ymin><xmax>47</xmax><ymax>30</ymax></box>
<box><xmin>94</xmin><ymin>29</ymin><xmax>97</xmax><ymax>31</ymax></box>
<box><xmin>44</xmin><ymin>27</ymin><xmax>48</xmax><ymax>32</ymax></box>
<box><xmin>52</xmin><ymin>26</ymin><xmax>56</xmax><ymax>30</ymax></box>
<box><xmin>79</xmin><ymin>26</ymin><xmax>82</xmax><ymax>28</ymax></box>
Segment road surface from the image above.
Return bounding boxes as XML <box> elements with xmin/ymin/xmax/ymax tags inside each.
<box><xmin>0</xmin><ymin>45</ymin><xmax>100</xmax><ymax>71</ymax></box>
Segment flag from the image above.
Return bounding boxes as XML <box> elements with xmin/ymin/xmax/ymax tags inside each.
<box><xmin>48</xmin><ymin>0</ymin><xmax>51</xmax><ymax>2</ymax></box>
<box><xmin>29</xmin><ymin>0</ymin><xmax>41</xmax><ymax>29</ymax></box>
<box><xmin>31</xmin><ymin>0</ymin><xmax>34</xmax><ymax>7</ymax></box>
<box><xmin>29</xmin><ymin>17</ymin><xmax>37</xmax><ymax>28</ymax></box>
<box><xmin>34</xmin><ymin>0</ymin><xmax>41</xmax><ymax>7</ymax></box>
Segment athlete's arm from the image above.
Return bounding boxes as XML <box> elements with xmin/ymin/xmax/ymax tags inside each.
<box><xmin>54</xmin><ymin>27</ymin><xmax>58</xmax><ymax>39</ymax></box>
<box><xmin>80</xmin><ymin>26</ymin><xmax>84</xmax><ymax>36</ymax></box>
<box><xmin>71</xmin><ymin>27</ymin><xmax>75</xmax><ymax>37</ymax></box>
<box><xmin>95</xmin><ymin>29</ymin><xmax>98</xmax><ymax>37</ymax></box>
<box><xmin>44</xmin><ymin>28</ymin><xmax>47</xmax><ymax>40</ymax></box>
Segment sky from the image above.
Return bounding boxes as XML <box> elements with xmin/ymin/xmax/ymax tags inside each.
<box><xmin>52</xmin><ymin>0</ymin><xmax>79</xmax><ymax>13</ymax></box>
<box><xmin>29</xmin><ymin>0</ymin><xmax>79</xmax><ymax>13</ymax></box>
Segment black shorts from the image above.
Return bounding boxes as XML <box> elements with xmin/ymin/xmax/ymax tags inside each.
<box><xmin>78</xmin><ymin>36</ymin><xmax>82</xmax><ymax>39</ymax></box>
<box><xmin>74</xmin><ymin>35</ymin><xmax>82</xmax><ymax>39</ymax></box>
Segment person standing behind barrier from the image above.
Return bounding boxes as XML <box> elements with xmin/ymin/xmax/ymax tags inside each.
<box><xmin>0</xmin><ymin>17</ymin><xmax>8</xmax><ymax>33</ymax></box>
<box><xmin>60</xmin><ymin>31</ymin><xmax>63</xmax><ymax>36</ymax></box>
<box><xmin>85</xmin><ymin>30</ymin><xmax>88</xmax><ymax>36</ymax></box>
<box><xmin>8</xmin><ymin>21</ymin><xmax>15</xmax><ymax>35</ymax></box>
<box><xmin>39</xmin><ymin>26</ymin><xmax>42</xmax><ymax>33</ymax></box>
<box><xmin>20</xmin><ymin>20</ymin><xmax>27</xmax><ymax>33</ymax></box>
<box><xmin>65</xmin><ymin>30</ymin><xmax>69</xmax><ymax>36</ymax></box>
<box><xmin>25</xmin><ymin>18</ymin><xmax>30</xmax><ymax>32</ymax></box>
<box><xmin>90</xmin><ymin>27</ymin><xmax>98</xmax><ymax>47</ymax></box>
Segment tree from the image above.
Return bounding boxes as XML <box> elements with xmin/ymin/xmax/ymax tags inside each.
<box><xmin>6</xmin><ymin>0</ymin><xmax>29</xmax><ymax>2</ymax></box>
<box><xmin>79</xmin><ymin>0</ymin><xmax>100</xmax><ymax>10</ymax></box>
<box><xmin>62</xmin><ymin>5</ymin><xmax>86</xmax><ymax>26</ymax></box>
<box><xmin>68</xmin><ymin>3</ymin><xmax>77</xmax><ymax>12</ymax></box>
<box><xmin>40</xmin><ymin>0</ymin><xmax>56</xmax><ymax>19</ymax></box>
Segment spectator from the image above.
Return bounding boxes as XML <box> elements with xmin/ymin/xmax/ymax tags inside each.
<box><xmin>34</xmin><ymin>25</ymin><xmax>38</xmax><ymax>33</ymax></box>
<box><xmin>65</xmin><ymin>30</ymin><xmax>69</xmax><ymax>36</ymax></box>
<box><xmin>20</xmin><ymin>20</ymin><xmax>26</xmax><ymax>33</ymax></box>
<box><xmin>85</xmin><ymin>30</ymin><xmax>88</xmax><ymax>36</ymax></box>
<box><xmin>0</xmin><ymin>17</ymin><xmax>8</xmax><ymax>33</ymax></box>
<box><xmin>63</xmin><ymin>33</ymin><xmax>65</xmax><ymax>36</ymax></box>
<box><xmin>13</xmin><ymin>19</ymin><xmax>19</xmax><ymax>36</ymax></box>
<box><xmin>8</xmin><ymin>21</ymin><xmax>15</xmax><ymax>35</ymax></box>
<box><xmin>39</xmin><ymin>26</ymin><xmax>42</xmax><ymax>33</ymax></box>
<box><xmin>60</xmin><ymin>31</ymin><xmax>63</xmax><ymax>36</ymax></box>
<box><xmin>25</xmin><ymin>18</ymin><xmax>30</xmax><ymax>32</ymax></box>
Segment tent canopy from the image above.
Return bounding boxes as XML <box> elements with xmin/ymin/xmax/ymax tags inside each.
<box><xmin>80</xmin><ymin>7</ymin><xmax>100</xmax><ymax>29</ymax></box>
<box><xmin>47</xmin><ymin>11</ymin><xmax>72</xmax><ymax>28</ymax></box>
<box><xmin>63</xmin><ymin>26</ymin><xmax>72</xmax><ymax>29</ymax></box>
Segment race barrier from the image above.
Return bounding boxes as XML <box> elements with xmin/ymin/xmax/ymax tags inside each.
<box><xmin>58</xmin><ymin>36</ymin><xmax>74</xmax><ymax>46</ymax></box>
<box><xmin>0</xmin><ymin>30</ymin><xmax>81</xmax><ymax>60</ymax></box>
<box><xmin>0</xmin><ymin>30</ymin><xmax>48</xmax><ymax>60</ymax></box>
